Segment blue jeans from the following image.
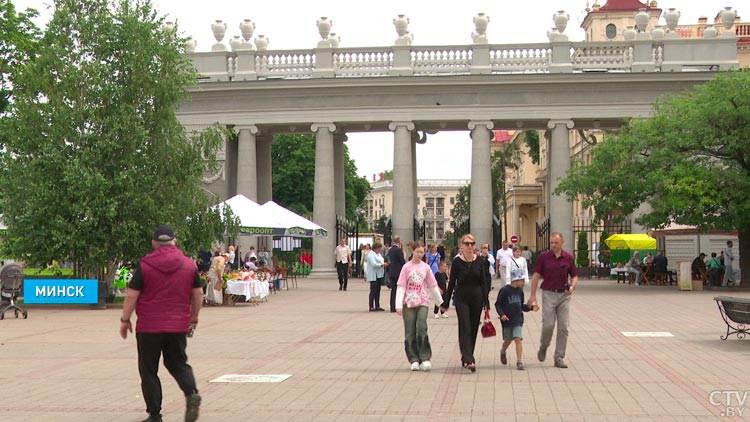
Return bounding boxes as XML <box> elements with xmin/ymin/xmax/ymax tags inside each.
<box><xmin>402</xmin><ymin>306</ymin><xmax>432</xmax><ymax>363</ymax></box>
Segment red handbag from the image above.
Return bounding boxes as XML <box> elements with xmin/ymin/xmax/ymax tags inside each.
<box><xmin>481</xmin><ymin>309</ymin><xmax>496</xmax><ymax>338</ymax></box>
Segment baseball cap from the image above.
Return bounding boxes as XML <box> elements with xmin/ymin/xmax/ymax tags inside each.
<box><xmin>153</xmin><ymin>225</ymin><xmax>175</xmax><ymax>241</ymax></box>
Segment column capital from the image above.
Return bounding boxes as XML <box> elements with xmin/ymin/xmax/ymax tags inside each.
<box><xmin>547</xmin><ymin>119</ymin><xmax>574</xmax><ymax>129</ymax></box>
<box><xmin>235</xmin><ymin>124</ymin><xmax>260</xmax><ymax>135</ymax></box>
<box><xmin>388</xmin><ymin>121</ymin><xmax>415</xmax><ymax>131</ymax></box>
<box><xmin>334</xmin><ymin>133</ymin><xmax>348</xmax><ymax>142</ymax></box>
<box><xmin>311</xmin><ymin>123</ymin><xmax>336</xmax><ymax>133</ymax></box>
<box><xmin>468</xmin><ymin>120</ymin><xmax>494</xmax><ymax>131</ymax></box>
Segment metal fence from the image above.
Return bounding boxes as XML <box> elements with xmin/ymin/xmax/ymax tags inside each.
<box><xmin>573</xmin><ymin>218</ymin><xmax>631</xmax><ymax>278</ymax></box>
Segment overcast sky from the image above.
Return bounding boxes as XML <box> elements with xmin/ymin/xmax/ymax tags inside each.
<box><xmin>12</xmin><ymin>0</ymin><xmax>745</xmax><ymax>180</ymax></box>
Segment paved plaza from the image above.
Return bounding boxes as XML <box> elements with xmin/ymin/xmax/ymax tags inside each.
<box><xmin>1</xmin><ymin>278</ymin><xmax>749</xmax><ymax>422</ymax></box>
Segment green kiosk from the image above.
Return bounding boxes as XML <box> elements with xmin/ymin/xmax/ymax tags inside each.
<box><xmin>604</xmin><ymin>234</ymin><xmax>657</xmax><ymax>266</ymax></box>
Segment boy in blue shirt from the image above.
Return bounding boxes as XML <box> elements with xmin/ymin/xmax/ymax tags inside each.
<box><xmin>495</xmin><ymin>267</ymin><xmax>538</xmax><ymax>370</ymax></box>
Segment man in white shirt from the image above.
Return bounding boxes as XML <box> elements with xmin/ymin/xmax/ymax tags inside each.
<box><xmin>334</xmin><ymin>238</ymin><xmax>352</xmax><ymax>291</ymax></box>
<box><xmin>495</xmin><ymin>240</ymin><xmax>514</xmax><ymax>286</ymax></box>
<box><xmin>722</xmin><ymin>240</ymin><xmax>735</xmax><ymax>287</ymax></box>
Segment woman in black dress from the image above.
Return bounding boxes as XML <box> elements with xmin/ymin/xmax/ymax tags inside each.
<box><xmin>440</xmin><ymin>233</ymin><xmax>491</xmax><ymax>372</ymax></box>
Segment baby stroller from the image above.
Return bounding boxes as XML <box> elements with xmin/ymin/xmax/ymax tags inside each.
<box><xmin>0</xmin><ymin>263</ymin><xmax>28</xmax><ymax>320</ymax></box>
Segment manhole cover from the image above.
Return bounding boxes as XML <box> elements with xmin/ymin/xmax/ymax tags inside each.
<box><xmin>209</xmin><ymin>374</ymin><xmax>292</xmax><ymax>383</ymax></box>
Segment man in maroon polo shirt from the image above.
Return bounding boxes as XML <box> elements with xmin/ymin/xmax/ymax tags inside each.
<box><xmin>120</xmin><ymin>225</ymin><xmax>203</xmax><ymax>422</ymax></box>
<box><xmin>528</xmin><ymin>232</ymin><xmax>579</xmax><ymax>369</ymax></box>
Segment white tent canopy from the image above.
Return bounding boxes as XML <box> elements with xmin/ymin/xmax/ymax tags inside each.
<box><xmin>260</xmin><ymin>201</ymin><xmax>328</xmax><ymax>237</ymax></box>
<box><xmin>217</xmin><ymin>195</ymin><xmax>327</xmax><ymax>237</ymax></box>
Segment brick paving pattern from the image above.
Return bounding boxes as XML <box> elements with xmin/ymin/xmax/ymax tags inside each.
<box><xmin>1</xmin><ymin>278</ymin><xmax>749</xmax><ymax>421</ymax></box>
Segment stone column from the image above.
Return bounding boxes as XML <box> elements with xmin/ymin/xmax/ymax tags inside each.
<box><xmin>256</xmin><ymin>134</ymin><xmax>274</xmax><ymax>252</ymax></box>
<box><xmin>389</xmin><ymin>121</ymin><xmax>415</xmax><ymax>244</ymax></box>
<box><xmin>256</xmin><ymin>134</ymin><xmax>273</xmax><ymax>204</ymax></box>
<box><xmin>236</xmin><ymin>125</ymin><xmax>259</xmax><ymax>201</ymax></box>
<box><xmin>547</xmin><ymin>120</ymin><xmax>575</xmax><ymax>253</ymax></box>
<box><xmin>310</xmin><ymin>123</ymin><xmax>338</xmax><ymax>278</ymax></box>
<box><xmin>468</xmin><ymin>121</ymin><xmax>493</xmax><ymax>246</ymax></box>
<box><xmin>333</xmin><ymin>133</ymin><xmax>347</xmax><ymax>218</ymax></box>
<box><xmin>411</xmin><ymin>136</ymin><xmax>418</xmax><ymax>214</ymax></box>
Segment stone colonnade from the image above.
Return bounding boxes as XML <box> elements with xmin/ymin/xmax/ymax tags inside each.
<box><xmin>232</xmin><ymin>119</ymin><xmax>576</xmax><ymax>276</ymax></box>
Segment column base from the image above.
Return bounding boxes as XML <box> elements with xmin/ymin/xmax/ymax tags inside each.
<box><xmin>308</xmin><ymin>268</ymin><xmax>338</xmax><ymax>279</ymax></box>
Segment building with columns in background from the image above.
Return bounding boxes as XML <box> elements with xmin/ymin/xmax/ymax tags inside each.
<box><xmin>178</xmin><ymin>3</ymin><xmax>741</xmax><ymax>276</ymax></box>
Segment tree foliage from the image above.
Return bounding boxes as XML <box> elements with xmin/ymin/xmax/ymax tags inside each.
<box><xmin>556</xmin><ymin>70</ymin><xmax>750</xmax><ymax>286</ymax></box>
<box><xmin>271</xmin><ymin>133</ymin><xmax>371</xmax><ymax>220</ymax></box>
<box><xmin>0</xmin><ymin>1</ymin><xmax>40</xmax><ymax>115</ymax></box>
<box><xmin>523</xmin><ymin>130</ymin><xmax>541</xmax><ymax>165</ymax></box>
<box><xmin>0</xmin><ymin>0</ymin><xmax>235</xmax><ymax>286</ymax></box>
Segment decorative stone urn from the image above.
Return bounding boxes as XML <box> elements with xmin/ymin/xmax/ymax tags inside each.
<box><xmin>240</xmin><ymin>19</ymin><xmax>256</xmax><ymax>42</ymax></box>
<box><xmin>254</xmin><ymin>34</ymin><xmax>269</xmax><ymax>51</ymax></box>
<box><xmin>664</xmin><ymin>8</ymin><xmax>680</xmax><ymax>34</ymax></box>
<box><xmin>393</xmin><ymin>14</ymin><xmax>410</xmax><ymax>37</ymax></box>
<box><xmin>703</xmin><ymin>24</ymin><xmax>717</xmax><ymax>39</ymax></box>
<box><xmin>546</xmin><ymin>28</ymin><xmax>559</xmax><ymax>42</ymax></box>
<box><xmin>230</xmin><ymin>36</ymin><xmax>244</xmax><ymax>51</ymax></box>
<box><xmin>184</xmin><ymin>38</ymin><xmax>197</xmax><ymax>53</ymax></box>
<box><xmin>553</xmin><ymin>10</ymin><xmax>569</xmax><ymax>34</ymax></box>
<box><xmin>317</xmin><ymin>17</ymin><xmax>332</xmax><ymax>39</ymax></box>
<box><xmin>634</xmin><ymin>8</ymin><xmax>649</xmax><ymax>32</ymax></box>
<box><xmin>329</xmin><ymin>33</ymin><xmax>341</xmax><ymax>48</ymax></box>
<box><xmin>473</xmin><ymin>13</ymin><xmax>489</xmax><ymax>35</ymax></box>
<box><xmin>720</xmin><ymin>7</ymin><xmax>736</xmax><ymax>36</ymax></box>
<box><xmin>211</xmin><ymin>20</ymin><xmax>227</xmax><ymax>51</ymax></box>
<box><xmin>623</xmin><ymin>26</ymin><xmax>637</xmax><ymax>41</ymax></box>
<box><xmin>162</xmin><ymin>21</ymin><xmax>175</xmax><ymax>33</ymax></box>
<box><xmin>651</xmin><ymin>26</ymin><xmax>665</xmax><ymax>41</ymax></box>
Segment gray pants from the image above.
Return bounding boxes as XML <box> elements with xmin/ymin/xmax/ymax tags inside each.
<box><xmin>403</xmin><ymin>306</ymin><xmax>432</xmax><ymax>363</ymax></box>
<box><xmin>722</xmin><ymin>264</ymin><xmax>734</xmax><ymax>286</ymax></box>
<box><xmin>540</xmin><ymin>290</ymin><xmax>571</xmax><ymax>362</ymax></box>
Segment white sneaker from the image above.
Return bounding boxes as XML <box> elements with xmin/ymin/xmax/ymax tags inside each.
<box><xmin>433</xmin><ymin>313</ymin><xmax>440</xmax><ymax>319</ymax></box>
<box><xmin>420</xmin><ymin>361</ymin><xmax>432</xmax><ymax>371</ymax></box>
<box><xmin>442</xmin><ymin>312</ymin><xmax>449</xmax><ymax>318</ymax></box>
<box><xmin>410</xmin><ymin>362</ymin><xmax>420</xmax><ymax>371</ymax></box>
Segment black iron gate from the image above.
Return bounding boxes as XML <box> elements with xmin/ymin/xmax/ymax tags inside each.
<box><xmin>452</xmin><ymin>216</ymin><xmax>470</xmax><ymax>243</ymax></box>
<box><xmin>414</xmin><ymin>217</ymin><xmax>426</xmax><ymax>245</ymax></box>
<box><xmin>536</xmin><ymin>216</ymin><xmax>550</xmax><ymax>253</ymax></box>
<box><xmin>336</xmin><ymin>215</ymin><xmax>360</xmax><ymax>276</ymax></box>
<box><xmin>573</xmin><ymin>217</ymin><xmax>631</xmax><ymax>277</ymax></box>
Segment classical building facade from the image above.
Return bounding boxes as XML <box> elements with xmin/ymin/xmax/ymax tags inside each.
<box><xmin>180</xmin><ymin>5</ymin><xmax>740</xmax><ymax>276</ymax></box>
<box><xmin>501</xmin><ymin>0</ymin><xmax>747</xmax><ymax>257</ymax></box>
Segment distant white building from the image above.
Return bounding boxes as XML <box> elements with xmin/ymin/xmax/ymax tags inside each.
<box><xmin>365</xmin><ymin>178</ymin><xmax>468</xmax><ymax>244</ymax></box>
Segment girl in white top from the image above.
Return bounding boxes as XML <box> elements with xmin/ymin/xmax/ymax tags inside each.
<box><xmin>395</xmin><ymin>243</ymin><xmax>444</xmax><ymax>371</ymax></box>
<box><xmin>505</xmin><ymin>245</ymin><xmax>530</xmax><ymax>285</ymax></box>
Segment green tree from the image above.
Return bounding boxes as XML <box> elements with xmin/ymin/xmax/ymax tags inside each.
<box><xmin>0</xmin><ymin>2</ymin><xmax>40</xmax><ymax>115</ymax></box>
<box><xmin>272</xmin><ymin>133</ymin><xmax>370</xmax><ymax>220</ymax></box>
<box><xmin>491</xmin><ymin>137</ymin><xmax>523</xmax><ymax>240</ymax></box>
<box><xmin>0</xmin><ymin>0</ymin><xmax>235</xmax><ymax>289</ymax></box>
<box><xmin>451</xmin><ymin>184</ymin><xmax>471</xmax><ymax>222</ymax></box>
<box><xmin>373</xmin><ymin>214</ymin><xmax>389</xmax><ymax>234</ymax></box>
<box><xmin>556</xmin><ymin>70</ymin><xmax>750</xmax><ymax>286</ymax></box>
<box><xmin>523</xmin><ymin>130</ymin><xmax>541</xmax><ymax>165</ymax></box>
<box><xmin>576</xmin><ymin>231</ymin><xmax>589</xmax><ymax>267</ymax></box>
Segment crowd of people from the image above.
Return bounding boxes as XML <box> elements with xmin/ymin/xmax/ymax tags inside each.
<box><xmin>336</xmin><ymin>233</ymin><xmax>578</xmax><ymax>373</ymax></box>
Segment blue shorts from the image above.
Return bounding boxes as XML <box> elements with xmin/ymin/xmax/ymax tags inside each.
<box><xmin>502</xmin><ymin>325</ymin><xmax>523</xmax><ymax>341</ymax></box>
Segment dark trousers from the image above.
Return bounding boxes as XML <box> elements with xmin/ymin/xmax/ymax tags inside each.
<box><xmin>336</xmin><ymin>262</ymin><xmax>348</xmax><ymax>290</ymax></box>
<box><xmin>454</xmin><ymin>285</ymin><xmax>484</xmax><ymax>365</ymax></box>
<box><xmin>389</xmin><ymin>276</ymin><xmax>399</xmax><ymax>311</ymax></box>
<box><xmin>369</xmin><ymin>278</ymin><xmax>382</xmax><ymax>309</ymax></box>
<box><xmin>136</xmin><ymin>332</ymin><xmax>198</xmax><ymax>417</ymax></box>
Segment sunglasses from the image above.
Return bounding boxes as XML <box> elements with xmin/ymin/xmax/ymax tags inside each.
<box><xmin>463</xmin><ymin>241</ymin><xmax>476</xmax><ymax>246</ymax></box>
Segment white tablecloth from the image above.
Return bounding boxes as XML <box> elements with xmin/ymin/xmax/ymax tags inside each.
<box><xmin>226</xmin><ymin>279</ymin><xmax>269</xmax><ymax>301</ymax></box>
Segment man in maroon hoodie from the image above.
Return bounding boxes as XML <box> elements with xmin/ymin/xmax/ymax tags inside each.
<box><xmin>120</xmin><ymin>225</ymin><xmax>203</xmax><ymax>422</ymax></box>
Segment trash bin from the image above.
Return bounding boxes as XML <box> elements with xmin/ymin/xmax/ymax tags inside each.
<box><xmin>93</xmin><ymin>280</ymin><xmax>108</xmax><ymax>309</ymax></box>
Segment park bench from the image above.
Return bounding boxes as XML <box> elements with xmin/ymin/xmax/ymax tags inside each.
<box><xmin>714</xmin><ymin>296</ymin><xmax>750</xmax><ymax>340</ymax></box>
